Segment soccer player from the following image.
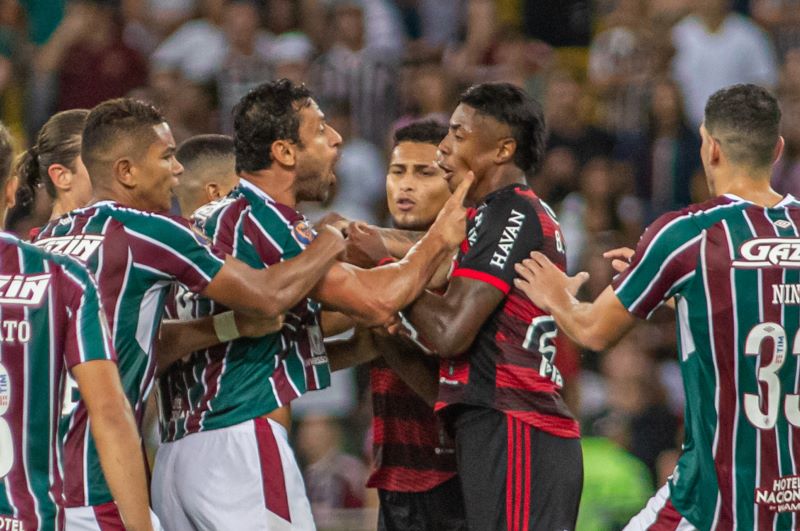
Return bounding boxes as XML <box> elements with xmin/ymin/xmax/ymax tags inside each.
<box><xmin>173</xmin><ymin>134</ymin><xmax>239</xmax><ymax>216</ymax></box>
<box><xmin>152</xmin><ymin>80</ymin><xmax>469</xmax><ymax>530</ymax></box>
<box><xmin>515</xmin><ymin>84</ymin><xmax>800</xmax><ymax>529</ymax></box>
<box><xmin>403</xmin><ymin>83</ymin><xmax>583</xmax><ymax>531</ymax></box>
<box><xmin>32</xmin><ymin>98</ymin><xmax>347</xmax><ymax>529</ymax></box>
<box><xmin>0</xmin><ymin>122</ymin><xmax>156</xmax><ymax>531</ymax></box>
<box><xmin>368</xmin><ymin>120</ymin><xmax>467</xmax><ymax>530</ymax></box>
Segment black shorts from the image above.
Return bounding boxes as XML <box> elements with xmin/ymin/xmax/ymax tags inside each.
<box><xmin>450</xmin><ymin>406</ymin><xmax>583</xmax><ymax>531</ymax></box>
<box><xmin>377</xmin><ymin>476</ymin><xmax>468</xmax><ymax>531</ymax></box>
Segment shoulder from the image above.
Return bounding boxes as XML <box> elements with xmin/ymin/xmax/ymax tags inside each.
<box><xmin>192</xmin><ymin>195</ymin><xmax>246</xmax><ymax>232</ymax></box>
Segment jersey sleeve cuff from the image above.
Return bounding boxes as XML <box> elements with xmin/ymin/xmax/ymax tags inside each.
<box><xmin>451</xmin><ymin>267</ymin><xmax>510</xmax><ymax>294</ymax></box>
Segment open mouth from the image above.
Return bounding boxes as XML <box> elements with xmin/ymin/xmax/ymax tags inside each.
<box><xmin>395</xmin><ymin>198</ymin><xmax>416</xmax><ymax>212</ymax></box>
<box><xmin>436</xmin><ymin>160</ymin><xmax>455</xmax><ymax>180</ymax></box>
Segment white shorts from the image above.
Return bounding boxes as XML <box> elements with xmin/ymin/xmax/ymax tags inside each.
<box><xmin>624</xmin><ymin>483</ymin><xmax>697</xmax><ymax>530</ymax></box>
<box><xmin>64</xmin><ymin>501</ymin><xmax>163</xmax><ymax>530</ymax></box>
<box><xmin>152</xmin><ymin>418</ymin><xmax>315</xmax><ymax>531</ymax></box>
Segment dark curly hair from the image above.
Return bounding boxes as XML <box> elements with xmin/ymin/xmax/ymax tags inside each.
<box><xmin>233</xmin><ymin>79</ymin><xmax>312</xmax><ymax>174</ymax></box>
<box><xmin>458</xmin><ymin>83</ymin><xmax>546</xmax><ymax>174</ymax></box>
<box><xmin>393</xmin><ymin>120</ymin><xmax>448</xmax><ymax>147</ymax></box>
<box><xmin>82</xmin><ymin>98</ymin><xmax>166</xmax><ymax>186</ymax></box>
<box><xmin>704</xmin><ymin>84</ymin><xmax>781</xmax><ymax>168</ymax></box>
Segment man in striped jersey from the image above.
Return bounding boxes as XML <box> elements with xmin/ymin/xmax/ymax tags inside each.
<box><xmin>0</xmin><ymin>123</ymin><xmax>157</xmax><ymax>531</ymax></box>
<box><xmin>33</xmin><ymin>98</ymin><xmax>348</xmax><ymax>529</ymax></box>
<box><xmin>395</xmin><ymin>83</ymin><xmax>583</xmax><ymax>531</ymax></box>
<box><xmin>516</xmin><ymin>83</ymin><xmax>800</xmax><ymax>530</ymax></box>
<box><xmin>152</xmin><ymin>79</ymin><xmax>469</xmax><ymax>530</ymax></box>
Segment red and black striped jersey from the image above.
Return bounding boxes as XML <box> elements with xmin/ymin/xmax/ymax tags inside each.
<box><xmin>367</xmin><ymin>359</ymin><xmax>456</xmax><ymax>492</ymax></box>
<box><xmin>435</xmin><ymin>184</ymin><xmax>580</xmax><ymax>439</ymax></box>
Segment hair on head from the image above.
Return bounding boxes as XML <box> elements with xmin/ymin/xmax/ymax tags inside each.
<box><xmin>176</xmin><ymin>134</ymin><xmax>235</xmax><ymax>172</ymax></box>
<box><xmin>233</xmin><ymin>79</ymin><xmax>312</xmax><ymax>174</ymax></box>
<box><xmin>393</xmin><ymin>120</ymin><xmax>448</xmax><ymax>147</ymax></box>
<box><xmin>458</xmin><ymin>82</ymin><xmax>546</xmax><ymax>173</ymax></box>
<box><xmin>704</xmin><ymin>84</ymin><xmax>781</xmax><ymax>168</ymax></box>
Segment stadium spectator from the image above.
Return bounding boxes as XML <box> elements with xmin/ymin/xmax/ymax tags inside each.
<box><xmin>671</xmin><ymin>0</ymin><xmax>779</xmax><ymax>126</ymax></box>
<box><xmin>772</xmin><ymin>91</ymin><xmax>800</xmax><ymax>196</ymax></box>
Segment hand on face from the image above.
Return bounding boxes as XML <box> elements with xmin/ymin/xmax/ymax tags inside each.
<box><xmin>429</xmin><ymin>171</ymin><xmax>474</xmax><ymax>248</ymax></box>
<box><xmin>513</xmin><ymin>252</ymin><xmax>589</xmax><ymax>311</ymax></box>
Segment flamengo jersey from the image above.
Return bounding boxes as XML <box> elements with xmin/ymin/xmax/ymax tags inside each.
<box><xmin>157</xmin><ymin>180</ymin><xmax>330</xmax><ymax>442</ymax></box>
<box><xmin>613</xmin><ymin>194</ymin><xmax>800</xmax><ymax>530</ymax></box>
<box><xmin>0</xmin><ymin>233</ymin><xmax>114</xmax><ymax>531</ymax></box>
<box><xmin>435</xmin><ymin>184</ymin><xmax>579</xmax><ymax>439</ymax></box>
<box><xmin>367</xmin><ymin>359</ymin><xmax>457</xmax><ymax>492</ymax></box>
<box><xmin>33</xmin><ymin>202</ymin><xmax>225</xmax><ymax>508</ymax></box>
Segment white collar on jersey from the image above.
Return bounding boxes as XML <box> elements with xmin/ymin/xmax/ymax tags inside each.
<box><xmin>238</xmin><ymin>179</ymin><xmax>277</xmax><ymax>205</ymax></box>
<box><xmin>723</xmin><ymin>193</ymin><xmax>797</xmax><ymax>207</ymax></box>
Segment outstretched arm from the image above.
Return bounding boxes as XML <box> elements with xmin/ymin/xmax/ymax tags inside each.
<box><xmin>72</xmin><ymin>361</ymin><xmax>154</xmax><ymax>531</ymax></box>
<box><xmin>514</xmin><ymin>252</ymin><xmax>636</xmax><ymax>351</ymax></box>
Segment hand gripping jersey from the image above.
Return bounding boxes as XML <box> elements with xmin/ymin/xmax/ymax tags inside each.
<box><xmin>0</xmin><ymin>233</ymin><xmax>114</xmax><ymax>531</ymax></box>
<box><xmin>613</xmin><ymin>194</ymin><xmax>800</xmax><ymax>530</ymax></box>
<box><xmin>33</xmin><ymin>202</ymin><xmax>225</xmax><ymax>508</ymax></box>
<box><xmin>435</xmin><ymin>184</ymin><xmax>580</xmax><ymax>439</ymax></box>
<box><xmin>157</xmin><ymin>180</ymin><xmax>330</xmax><ymax>442</ymax></box>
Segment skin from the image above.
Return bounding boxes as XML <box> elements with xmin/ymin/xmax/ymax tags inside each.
<box><xmin>404</xmin><ymin>103</ymin><xmax>527</xmax><ymax>357</ymax></box>
<box><xmin>0</xmin><ymin>152</ymin><xmax>154</xmax><ymax>530</ymax></box>
<box><xmin>48</xmin><ymin>154</ymin><xmax>93</xmax><ymax>219</ymax></box>
<box><xmin>513</xmin><ymin>120</ymin><xmax>787</xmax><ymax>352</ymax></box>
<box><xmin>174</xmin><ymin>155</ymin><xmax>239</xmax><ymax>216</ymax></box>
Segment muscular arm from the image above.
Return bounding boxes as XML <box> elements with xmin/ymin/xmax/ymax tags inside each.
<box><xmin>321</xmin><ymin>311</ymin><xmax>355</xmax><ymax>337</ymax></box>
<box><xmin>406</xmin><ymin>277</ymin><xmax>505</xmax><ymax>358</ymax></box>
<box><xmin>326</xmin><ymin>327</ymin><xmax>380</xmax><ymax>371</ymax></box>
<box><xmin>372</xmin><ymin>227</ymin><xmax>424</xmax><ymax>258</ymax></box>
<box><xmin>378</xmin><ymin>335</ymin><xmax>439</xmax><ymax>407</ymax></box>
<box><xmin>202</xmin><ymin>227</ymin><xmax>343</xmax><ymax>319</ymax></box>
<box><xmin>72</xmin><ymin>361</ymin><xmax>153</xmax><ymax>531</ymax></box>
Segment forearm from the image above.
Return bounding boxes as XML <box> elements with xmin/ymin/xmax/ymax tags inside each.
<box><xmin>546</xmin><ymin>288</ymin><xmax>628</xmax><ymax>352</ymax></box>
<box><xmin>321</xmin><ymin>311</ymin><xmax>355</xmax><ymax>337</ymax></box>
<box><xmin>90</xmin><ymin>402</ymin><xmax>153</xmax><ymax>531</ymax></box>
<box><xmin>380</xmin><ymin>339</ymin><xmax>439</xmax><ymax>407</ymax></box>
<box><xmin>373</xmin><ymin>227</ymin><xmax>424</xmax><ymax>258</ymax></box>
<box><xmin>405</xmin><ymin>290</ymin><xmax>466</xmax><ymax>357</ymax></box>
<box><xmin>156</xmin><ymin>318</ymin><xmax>218</xmax><ymax>375</ymax></box>
<box><xmin>326</xmin><ymin>328</ymin><xmax>379</xmax><ymax>371</ymax></box>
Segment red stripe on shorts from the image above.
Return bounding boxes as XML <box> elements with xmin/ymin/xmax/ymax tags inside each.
<box><xmin>254</xmin><ymin>418</ymin><xmax>292</xmax><ymax>522</ymax></box>
<box><xmin>507</xmin><ymin>415</ymin><xmax>514</xmax><ymax>530</ymax></box>
<box><xmin>648</xmin><ymin>499</ymin><xmax>683</xmax><ymax>531</ymax></box>
<box><xmin>92</xmin><ymin>501</ymin><xmax>126</xmax><ymax>531</ymax></box>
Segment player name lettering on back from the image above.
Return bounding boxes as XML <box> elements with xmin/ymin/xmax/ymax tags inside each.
<box><xmin>490</xmin><ymin>209</ymin><xmax>525</xmax><ymax>269</ymax></box>
<box><xmin>0</xmin><ymin>274</ymin><xmax>50</xmax><ymax>307</ymax></box>
<box><xmin>0</xmin><ymin>515</ymin><xmax>25</xmax><ymax>530</ymax></box>
<box><xmin>34</xmin><ymin>235</ymin><xmax>104</xmax><ymax>262</ymax></box>
<box><xmin>773</xmin><ymin>284</ymin><xmax>800</xmax><ymax>305</ymax></box>
<box><xmin>733</xmin><ymin>238</ymin><xmax>800</xmax><ymax>268</ymax></box>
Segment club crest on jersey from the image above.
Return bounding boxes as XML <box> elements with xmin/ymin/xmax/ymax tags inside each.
<box><xmin>34</xmin><ymin>235</ymin><xmax>104</xmax><ymax>263</ymax></box>
<box><xmin>0</xmin><ymin>274</ymin><xmax>51</xmax><ymax>307</ymax></box>
<box><xmin>291</xmin><ymin>220</ymin><xmax>315</xmax><ymax>247</ymax></box>
<box><xmin>733</xmin><ymin>238</ymin><xmax>800</xmax><ymax>268</ymax></box>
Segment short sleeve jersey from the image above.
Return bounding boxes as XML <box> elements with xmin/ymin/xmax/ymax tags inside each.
<box><xmin>613</xmin><ymin>194</ymin><xmax>800</xmax><ymax>529</ymax></box>
<box><xmin>436</xmin><ymin>184</ymin><xmax>579</xmax><ymax>439</ymax></box>
<box><xmin>0</xmin><ymin>233</ymin><xmax>114</xmax><ymax>531</ymax></box>
<box><xmin>33</xmin><ymin>201</ymin><xmax>225</xmax><ymax>507</ymax></box>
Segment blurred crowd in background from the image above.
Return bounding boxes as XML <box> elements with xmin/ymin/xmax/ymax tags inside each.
<box><xmin>3</xmin><ymin>0</ymin><xmax>800</xmax><ymax>528</ymax></box>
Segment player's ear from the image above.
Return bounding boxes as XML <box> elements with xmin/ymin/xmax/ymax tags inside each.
<box><xmin>205</xmin><ymin>182</ymin><xmax>221</xmax><ymax>201</ymax></box>
<box><xmin>113</xmin><ymin>157</ymin><xmax>136</xmax><ymax>188</ymax></box>
<box><xmin>47</xmin><ymin>163</ymin><xmax>72</xmax><ymax>192</ymax></box>
<box><xmin>495</xmin><ymin>137</ymin><xmax>517</xmax><ymax>165</ymax></box>
<box><xmin>709</xmin><ymin>137</ymin><xmax>722</xmax><ymax>166</ymax></box>
<box><xmin>774</xmin><ymin>136</ymin><xmax>785</xmax><ymax>165</ymax></box>
<box><xmin>271</xmin><ymin>139</ymin><xmax>296</xmax><ymax>168</ymax></box>
<box><xmin>3</xmin><ymin>174</ymin><xmax>18</xmax><ymax>210</ymax></box>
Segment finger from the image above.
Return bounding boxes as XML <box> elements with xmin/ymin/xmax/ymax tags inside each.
<box><xmin>529</xmin><ymin>251</ymin><xmax>550</xmax><ymax>268</ymax></box>
<box><xmin>573</xmin><ymin>271</ymin><xmax>590</xmax><ymax>287</ymax></box>
<box><xmin>513</xmin><ymin>278</ymin><xmax>531</xmax><ymax>291</ymax></box>
<box><xmin>611</xmin><ymin>259</ymin><xmax>629</xmax><ymax>273</ymax></box>
<box><xmin>514</xmin><ymin>262</ymin><xmax>536</xmax><ymax>281</ymax></box>
<box><xmin>450</xmin><ymin>171</ymin><xmax>475</xmax><ymax>205</ymax></box>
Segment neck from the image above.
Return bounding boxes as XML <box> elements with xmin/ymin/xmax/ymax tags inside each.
<box><xmin>50</xmin><ymin>194</ymin><xmax>85</xmax><ymax>220</ymax></box>
<box><xmin>701</xmin><ymin>13</ymin><xmax>727</xmax><ymax>32</ymax></box>
<box><xmin>714</xmin><ymin>167</ymin><xmax>783</xmax><ymax>207</ymax></box>
<box><xmin>473</xmin><ymin>166</ymin><xmax>527</xmax><ymax>203</ymax></box>
<box><xmin>240</xmin><ymin>169</ymin><xmax>296</xmax><ymax>208</ymax></box>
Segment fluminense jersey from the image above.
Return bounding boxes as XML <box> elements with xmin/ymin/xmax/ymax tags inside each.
<box><xmin>435</xmin><ymin>184</ymin><xmax>579</xmax><ymax>438</ymax></box>
<box><xmin>613</xmin><ymin>193</ymin><xmax>800</xmax><ymax>530</ymax></box>
<box><xmin>0</xmin><ymin>233</ymin><xmax>114</xmax><ymax>531</ymax></box>
<box><xmin>157</xmin><ymin>180</ymin><xmax>330</xmax><ymax>442</ymax></box>
<box><xmin>33</xmin><ymin>202</ymin><xmax>225</xmax><ymax>507</ymax></box>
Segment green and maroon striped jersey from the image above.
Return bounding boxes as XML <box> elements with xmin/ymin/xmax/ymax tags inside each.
<box><xmin>33</xmin><ymin>201</ymin><xmax>225</xmax><ymax>508</ymax></box>
<box><xmin>157</xmin><ymin>180</ymin><xmax>330</xmax><ymax>442</ymax></box>
<box><xmin>613</xmin><ymin>193</ymin><xmax>800</xmax><ymax>529</ymax></box>
<box><xmin>0</xmin><ymin>232</ymin><xmax>114</xmax><ymax>531</ymax></box>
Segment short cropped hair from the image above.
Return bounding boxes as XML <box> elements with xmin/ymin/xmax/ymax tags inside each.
<box><xmin>81</xmin><ymin>98</ymin><xmax>165</xmax><ymax>185</ymax></box>
<box><xmin>176</xmin><ymin>134</ymin><xmax>235</xmax><ymax>172</ymax></box>
<box><xmin>393</xmin><ymin>120</ymin><xmax>448</xmax><ymax>147</ymax></box>
<box><xmin>458</xmin><ymin>83</ymin><xmax>546</xmax><ymax>173</ymax></box>
<box><xmin>0</xmin><ymin>122</ymin><xmax>13</xmax><ymax>187</ymax></box>
<box><xmin>704</xmin><ymin>84</ymin><xmax>781</xmax><ymax>168</ymax></box>
<box><xmin>233</xmin><ymin>79</ymin><xmax>312</xmax><ymax>174</ymax></box>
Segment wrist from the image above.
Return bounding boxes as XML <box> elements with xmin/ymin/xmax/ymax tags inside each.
<box><xmin>214</xmin><ymin>311</ymin><xmax>241</xmax><ymax>342</ymax></box>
